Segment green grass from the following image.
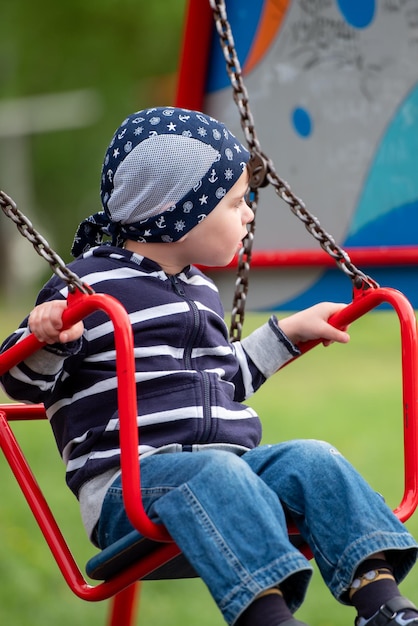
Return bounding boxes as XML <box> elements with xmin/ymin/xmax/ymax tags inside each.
<box><xmin>0</xmin><ymin>308</ymin><xmax>417</xmax><ymax>626</ymax></box>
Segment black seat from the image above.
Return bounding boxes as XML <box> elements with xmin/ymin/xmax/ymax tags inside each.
<box><xmin>86</xmin><ymin>531</ymin><xmax>198</xmax><ymax>581</ymax></box>
<box><xmin>86</xmin><ymin>525</ymin><xmax>310</xmax><ymax>581</ymax></box>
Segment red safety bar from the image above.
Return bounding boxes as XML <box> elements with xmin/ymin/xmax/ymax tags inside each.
<box><xmin>0</xmin><ymin>285</ymin><xmax>417</xmax><ymax>625</ymax></box>
<box><xmin>297</xmin><ymin>284</ymin><xmax>418</xmax><ymax>522</ymax></box>
<box><xmin>203</xmin><ymin>246</ymin><xmax>418</xmax><ymax>271</ymax></box>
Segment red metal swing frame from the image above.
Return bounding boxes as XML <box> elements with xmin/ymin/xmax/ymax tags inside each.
<box><xmin>0</xmin><ymin>283</ymin><xmax>417</xmax><ymax>625</ymax></box>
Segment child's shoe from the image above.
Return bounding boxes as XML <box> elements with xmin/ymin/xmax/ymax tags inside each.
<box><xmin>356</xmin><ymin>597</ymin><xmax>418</xmax><ymax>626</ymax></box>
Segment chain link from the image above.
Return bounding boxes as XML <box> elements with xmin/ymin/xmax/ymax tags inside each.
<box><xmin>209</xmin><ymin>0</ymin><xmax>378</xmax><ymax>340</ymax></box>
<box><xmin>229</xmin><ymin>189</ymin><xmax>258</xmax><ymax>342</ymax></box>
<box><xmin>0</xmin><ymin>190</ymin><xmax>94</xmax><ymax>295</ymax></box>
<box><xmin>264</xmin><ymin>167</ymin><xmax>378</xmax><ymax>286</ymax></box>
<box><xmin>209</xmin><ymin>0</ymin><xmax>262</xmax><ymax>157</ymax></box>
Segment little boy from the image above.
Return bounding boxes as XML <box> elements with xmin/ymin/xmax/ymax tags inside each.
<box><xmin>1</xmin><ymin>107</ymin><xmax>417</xmax><ymax>626</ymax></box>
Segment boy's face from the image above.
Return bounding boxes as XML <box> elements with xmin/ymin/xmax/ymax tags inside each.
<box><xmin>180</xmin><ymin>170</ymin><xmax>253</xmax><ymax>268</ymax></box>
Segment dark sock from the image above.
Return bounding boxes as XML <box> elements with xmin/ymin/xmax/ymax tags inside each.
<box><xmin>236</xmin><ymin>589</ymin><xmax>295</xmax><ymax>626</ymax></box>
<box><xmin>350</xmin><ymin>559</ymin><xmax>400</xmax><ymax>619</ymax></box>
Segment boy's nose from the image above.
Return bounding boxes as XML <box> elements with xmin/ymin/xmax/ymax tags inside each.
<box><xmin>244</xmin><ymin>203</ymin><xmax>255</xmax><ymax>224</ymax></box>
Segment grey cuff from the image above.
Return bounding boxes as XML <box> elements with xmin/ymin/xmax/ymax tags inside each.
<box><xmin>18</xmin><ymin>326</ymin><xmax>82</xmax><ymax>374</ymax></box>
<box><xmin>241</xmin><ymin>315</ymin><xmax>301</xmax><ymax>378</ymax></box>
<box><xmin>44</xmin><ymin>338</ymin><xmax>83</xmax><ymax>357</ymax></box>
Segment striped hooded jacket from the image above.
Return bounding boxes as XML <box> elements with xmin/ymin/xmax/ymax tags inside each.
<box><xmin>0</xmin><ymin>246</ymin><xmax>299</xmax><ymax>497</ymax></box>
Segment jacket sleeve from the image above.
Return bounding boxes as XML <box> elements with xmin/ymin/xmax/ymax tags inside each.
<box><xmin>0</xmin><ymin>287</ymin><xmax>84</xmax><ymax>405</ymax></box>
<box><xmin>231</xmin><ymin>315</ymin><xmax>301</xmax><ymax>401</ymax></box>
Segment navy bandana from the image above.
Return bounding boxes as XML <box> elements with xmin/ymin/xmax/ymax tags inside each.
<box><xmin>72</xmin><ymin>107</ymin><xmax>249</xmax><ymax>257</ymax></box>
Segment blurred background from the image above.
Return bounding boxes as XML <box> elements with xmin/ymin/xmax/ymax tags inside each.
<box><xmin>0</xmin><ymin>0</ymin><xmax>187</xmax><ymax>304</ymax></box>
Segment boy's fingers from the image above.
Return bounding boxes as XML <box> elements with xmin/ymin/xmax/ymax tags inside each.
<box><xmin>28</xmin><ymin>301</ymin><xmax>69</xmax><ymax>344</ymax></box>
<box><xmin>323</xmin><ymin>327</ymin><xmax>350</xmax><ymax>346</ymax></box>
<box><xmin>59</xmin><ymin>321</ymin><xmax>84</xmax><ymax>344</ymax></box>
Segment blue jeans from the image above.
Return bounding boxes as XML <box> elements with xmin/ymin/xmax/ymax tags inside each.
<box><xmin>96</xmin><ymin>440</ymin><xmax>418</xmax><ymax>625</ymax></box>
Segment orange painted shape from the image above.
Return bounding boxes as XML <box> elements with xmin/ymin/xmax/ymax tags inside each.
<box><xmin>244</xmin><ymin>0</ymin><xmax>290</xmax><ymax>75</ymax></box>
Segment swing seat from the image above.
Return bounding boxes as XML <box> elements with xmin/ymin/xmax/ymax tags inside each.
<box><xmin>86</xmin><ymin>530</ymin><xmax>198</xmax><ymax>581</ymax></box>
<box><xmin>85</xmin><ymin>520</ymin><xmax>308</xmax><ymax>582</ymax></box>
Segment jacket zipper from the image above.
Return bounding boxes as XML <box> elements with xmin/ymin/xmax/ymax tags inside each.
<box><xmin>169</xmin><ymin>274</ymin><xmax>212</xmax><ymax>441</ymax></box>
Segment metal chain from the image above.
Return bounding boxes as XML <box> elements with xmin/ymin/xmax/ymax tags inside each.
<box><xmin>264</xmin><ymin>164</ymin><xmax>378</xmax><ymax>287</ymax></box>
<box><xmin>209</xmin><ymin>0</ymin><xmax>264</xmax><ymax>158</ymax></box>
<box><xmin>209</xmin><ymin>0</ymin><xmax>378</xmax><ymax>340</ymax></box>
<box><xmin>229</xmin><ymin>189</ymin><xmax>258</xmax><ymax>342</ymax></box>
<box><xmin>0</xmin><ymin>190</ymin><xmax>94</xmax><ymax>294</ymax></box>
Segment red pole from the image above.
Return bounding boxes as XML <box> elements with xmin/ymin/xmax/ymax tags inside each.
<box><xmin>175</xmin><ymin>0</ymin><xmax>214</xmax><ymax>111</ymax></box>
